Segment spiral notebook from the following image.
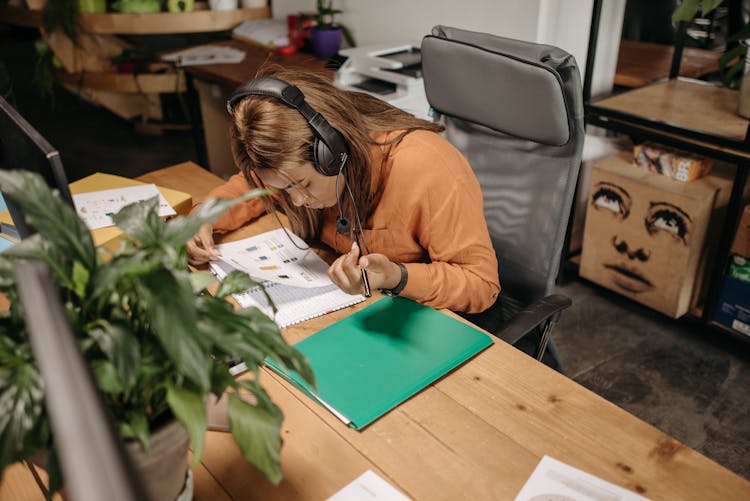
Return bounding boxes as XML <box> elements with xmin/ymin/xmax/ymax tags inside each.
<box><xmin>209</xmin><ymin>229</ymin><xmax>365</xmax><ymax>328</ymax></box>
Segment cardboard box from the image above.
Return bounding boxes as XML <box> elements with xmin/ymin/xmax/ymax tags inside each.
<box><xmin>730</xmin><ymin>204</ymin><xmax>750</xmax><ymax>258</ymax></box>
<box><xmin>713</xmin><ymin>255</ymin><xmax>750</xmax><ymax>337</ymax></box>
<box><xmin>1</xmin><ymin>173</ymin><xmax>192</xmax><ymax>253</ymax></box>
<box><xmin>580</xmin><ymin>152</ymin><xmax>733</xmax><ymax>318</ymax></box>
<box><xmin>633</xmin><ymin>142</ymin><xmax>713</xmax><ymax>182</ymax></box>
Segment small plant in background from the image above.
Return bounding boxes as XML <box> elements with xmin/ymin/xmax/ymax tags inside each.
<box><xmin>0</xmin><ymin>170</ymin><xmax>315</xmax><ymax>494</ymax></box>
<box><xmin>672</xmin><ymin>0</ymin><xmax>750</xmax><ymax>87</ymax></box>
<box><xmin>32</xmin><ymin>39</ymin><xmax>60</xmax><ymax>101</ymax></box>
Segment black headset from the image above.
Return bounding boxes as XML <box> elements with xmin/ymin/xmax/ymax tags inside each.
<box><xmin>226</xmin><ymin>76</ymin><xmax>349</xmax><ymax>177</ymax></box>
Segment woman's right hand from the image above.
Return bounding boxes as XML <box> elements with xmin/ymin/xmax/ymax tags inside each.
<box><xmin>187</xmin><ymin>223</ymin><xmax>220</xmax><ymax>266</ymax></box>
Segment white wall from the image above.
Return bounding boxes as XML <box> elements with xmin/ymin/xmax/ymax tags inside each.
<box><xmin>272</xmin><ymin>0</ymin><xmax>625</xmax><ymax>98</ymax></box>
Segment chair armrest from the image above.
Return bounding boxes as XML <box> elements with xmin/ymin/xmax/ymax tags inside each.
<box><xmin>494</xmin><ymin>294</ymin><xmax>572</xmax><ymax>346</ymax></box>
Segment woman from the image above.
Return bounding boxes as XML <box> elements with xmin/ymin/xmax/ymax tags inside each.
<box><xmin>187</xmin><ymin>65</ymin><xmax>500</xmax><ymax>313</ymax></box>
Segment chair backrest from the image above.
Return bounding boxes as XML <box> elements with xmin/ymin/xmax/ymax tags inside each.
<box><xmin>421</xmin><ymin>25</ymin><xmax>584</xmax><ymax>304</ymax></box>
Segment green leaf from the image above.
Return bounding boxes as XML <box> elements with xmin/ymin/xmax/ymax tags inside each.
<box><xmin>88</xmin><ymin>250</ymin><xmax>162</xmax><ymax>304</ymax></box>
<box><xmin>189</xmin><ymin>272</ymin><xmax>216</xmax><ymax>294</ymax></box>
<box><xmin>672</xmin><ymin>0</ymin><xmax>699</xmax><ymax>24</ymax></box>
<box><xmin>166</xmin><ymin>383</ymin><xmax>207</xmax><ymax>462</ymax></box>
<box><xmin>160</xmin><ymin>190</ymin><xmax>268</xmax><ymax>249</ymax></box>
<box><xmin>0</xmin><ymin>170</ymin><xmax>95</xmax><ymax>270</ymax></box>
<box><xmin>121</xmin><ymin>411</ymin><xmax>150</xmax><ymax>452</ymax></box>
<box><xmin>137</xmin><ymin>268</ymin><xmax>211</xmax><ymax>392</ymax></box>
<box><xmin>88</xmin><ymin>322</ymin><xmax>140</xmax><ymax>392</ymax></box>
<box><xmin>91</xmin><ymin>360</ymin><xmax>124</xmax><ymax>393</ymax></box>
<box><xmin>227</xmin><ymin>391</ymin><xmax>283</xmax><ymax>484</ymax></box>
<box><xmin>215</xmin><ymin>270</ymin><xmax>261</xmax><ymax>298</ymax></box>
<box><xmin>72</xmin><ymin>260</ymin><xmax>89</xmax><ymax>298</ymax></box>
<box><xmin>0</xmin><ymin>365</ymin><xmax>45</xmax><ymax>472</ymax></box>
<box><xmin>112</xmin><ymin>197</ymin><xmax>164</xmax><ymax>247</ymax></box>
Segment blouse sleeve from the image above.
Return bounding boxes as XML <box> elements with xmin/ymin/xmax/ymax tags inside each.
<box><xmin>201</xmin><ymin>173</ymin><xmax>267</xmax><ymax>234</ymax></box>
<box><xmin>391</xmin><ymin>134</ymin><xmax>501</xmax><ymax>313</ymax></box>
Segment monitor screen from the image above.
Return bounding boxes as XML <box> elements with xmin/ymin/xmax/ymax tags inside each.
<box><xmin>0</xmin><ymin>96</ymin><xmax>74</xmax><ymax>239</ymax></box>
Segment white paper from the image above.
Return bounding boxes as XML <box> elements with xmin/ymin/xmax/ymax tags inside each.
<box><xmin>210</xmin><ymin>233</ymin><xmax>365</xmax><ymax>327</ymax></box>
<box><xmin>515</xmin><ymin>456</ymin><xmax>652</xmax><ymax>501</ymax></box>
<box><xmin>232</xmin><ymin>18</ymin><xmax>289</xmax><ymax>47</ymax></box>
<box><xmin>215</xmin><ymin>228</ymin><xmax>333</xmax><ymax>288</ymax></box>
<box><xmin>73</xmin><ymin>184</ymin><xmax>176</xmax><ymax>230</ymax></box>
<box><xmin>161</xmin><ymin>45</ymin><xmax>246</xmax><ymax>66</ymax></box>
<box><xmin>327</xmin><ymin>470</ymin><xmax>411</xmax><ymax>501</ymax></box>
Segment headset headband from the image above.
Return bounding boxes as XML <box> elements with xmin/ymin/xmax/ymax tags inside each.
<box><xmin>226</xmin><ymin>76</ymin><xmax>348</xmax><ymax>176</ymax></box>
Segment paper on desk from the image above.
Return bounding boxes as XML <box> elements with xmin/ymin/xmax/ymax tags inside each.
<box><xmin>327</xmin><ymin>470</ymin><xmax>411</xmax><ymax>501</ymax></box>
<box><xmin>161</xmin><ymin>44</ymin><xmax>246</xmax><ymax>66</ymax></box>
<box><xmin>515</xmin><ymin>456</ymin><xmax>651</xmax><ymax>501</ymax></box>
<box><xmin>73</xmin><ymin>184</ymin><xmax>176</xmax><ymax>230</ymax></box>
<box><xmin>214</xmin><ymin>228</ymin><xmax>332</xmax><ymax>288</ymax></box>
<box><xmin>232</xmin><ymin>18</ymin><xmax>289</xmax><ymax>48</ymax></box>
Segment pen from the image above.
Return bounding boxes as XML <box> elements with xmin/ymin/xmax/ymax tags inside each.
<box><xmin>355</xmin><ymin>235</ymin><xmax>372</xmax><ymax>298</ymax></box>
<box><xmin>361</xmin><ymin>267</ymin><xmax>371</xmax><ymax>298</ymax></box>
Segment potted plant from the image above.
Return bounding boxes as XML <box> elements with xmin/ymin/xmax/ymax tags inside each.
<box><xmin>0</xmin><ymin>170</ymin><xmax>315</xmax><ymax>498</ymax></box>
<box><xmin>304</xmin><ymin>0</ymin><xmax>356</xmax><ymax>59</ymax></box>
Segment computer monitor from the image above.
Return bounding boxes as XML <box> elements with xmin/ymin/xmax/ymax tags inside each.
<box><xmin>0</xmin><ymin>96</ymin><xmax>74</xmax><ymax>239</ymax></box>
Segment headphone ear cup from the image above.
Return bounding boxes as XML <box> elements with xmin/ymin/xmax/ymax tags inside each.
<box><xmin>312</xmin><ymin>136</ymin><xmax>339</xmax><ymax>176</ymax></box>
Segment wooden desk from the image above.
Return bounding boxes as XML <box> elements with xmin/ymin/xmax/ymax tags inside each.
<box><xmin>2</xmin><ymin>162</ymin><xmax>748</xmax><ymax>500</ymax></box>
<box><xmin>615</xmin><ymin>40</ymin><xmax>720</xmax><ymax>88</ymax></box>
<box><xmin>155</xmin><ymin>163</ymin><xmax>749</xmax><ymax>500</ymax></box>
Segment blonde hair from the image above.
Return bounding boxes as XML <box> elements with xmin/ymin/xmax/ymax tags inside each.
<box><xmin>230</xmin><ymin>64</ymin><xmax>443</xmax><ymax>240</ymax></box>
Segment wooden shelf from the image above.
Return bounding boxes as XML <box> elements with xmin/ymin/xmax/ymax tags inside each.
<box><xmin>79</xmin><ymin>7</ymin><xmax>269</xmax><ymax>34</ymax></box>
<box><xmin>55</xmin><ymin>69</ymin><xmax>186</xmax><ymax>93</ymax></box>
<box><xmin>0</xmin><ymin>5</ymin><xmax>269</xmax><ymax>34</ymax></box>
<box><xmin>0</xmin><ymin>4</ymin><xmax>43</xmax><ymax>28</ymax></box>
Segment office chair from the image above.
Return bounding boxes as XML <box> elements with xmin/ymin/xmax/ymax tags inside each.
<box><xmin>421</xmin><ymin>26</ymin><xmax>585</xmax><ymax>370</ymax></box>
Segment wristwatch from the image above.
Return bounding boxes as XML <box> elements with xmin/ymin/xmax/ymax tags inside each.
<box><xmin>379</xmin><ymin>262</ymin><xmax>408</xmax><ymax>296</ymax></box>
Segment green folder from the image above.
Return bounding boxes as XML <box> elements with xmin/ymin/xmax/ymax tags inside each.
<box><xmin>264</xmin><ymin>296</ymin><xmax>493</xmax><ymax>430</ymax></box>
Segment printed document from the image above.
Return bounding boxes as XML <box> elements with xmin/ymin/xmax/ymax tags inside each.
<box><xmin>73</xmin><ymin>184</ymin><xmax>175</xmax><ymax>230</ymax></box>
<box><xmin>210</xmin><ymin>228</ymin><xmax>365</xmax><ymax>328</ymax></box>
<box><xmin>515</xmin><ymin>455</ymin><xmax>651</xmax><ymax>501</ymax></box>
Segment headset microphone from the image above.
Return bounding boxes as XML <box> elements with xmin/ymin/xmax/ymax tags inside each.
<box><xmin>335</xmin><ymin>216</ymin><xmax>351</xmax><ymax>235</ymax></box>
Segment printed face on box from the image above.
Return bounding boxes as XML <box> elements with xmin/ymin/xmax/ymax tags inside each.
<box><xmin>586</xmin><ymin>177</ymin><xmax>693</xmax><ymax>298</ymax></box>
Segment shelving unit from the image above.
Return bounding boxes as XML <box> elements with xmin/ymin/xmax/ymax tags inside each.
<box><xmin>575</xmin><ymin>0</ymin><xmax>750</xmax><ymax>341</ymax></box>
<box><xmin>586</xmin><ymin>78</ymin><xmax>749</xmax><ymax>340</ymax></box>
<box><xmin>0</xmin><ymin>3</ymin><xmax>270</xmax><ymax>128</ymax></box>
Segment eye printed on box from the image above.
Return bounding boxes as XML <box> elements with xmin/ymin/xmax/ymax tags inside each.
<box><xmin>588</xmin><ymin>181</ymin><xmax>693</xmax><ymax>295</ymax></box>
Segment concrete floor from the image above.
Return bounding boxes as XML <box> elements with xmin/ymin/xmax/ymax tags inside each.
<box><xmin>2</xmin><ymin>28</ymin><xmax>749</xmax><ymax>482</ymax></box>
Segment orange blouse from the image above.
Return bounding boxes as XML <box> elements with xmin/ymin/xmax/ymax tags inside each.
<box><xmin>203</xmin><ymin>130</ymin><xmax>500</xmax><ymax>313</ymax></box>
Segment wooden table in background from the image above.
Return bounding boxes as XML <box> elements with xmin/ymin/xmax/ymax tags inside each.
<box><xmin>615</xmin><ymin>40</ymin><xmax>720</xmax><ymax>88</ymax></box>
<box><xmin>2</xmin><ymin>162</ymin><xmax>749</xmax><ymax>500</ymax></box>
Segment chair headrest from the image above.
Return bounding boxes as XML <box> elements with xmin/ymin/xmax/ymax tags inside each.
<box><xmin>421</xmin><ymin>25</ymin><xmax>574</xmax><ymax>146</ymax></box>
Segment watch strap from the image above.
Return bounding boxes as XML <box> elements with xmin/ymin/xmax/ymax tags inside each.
<box><xmin>379</xmin><ymin>262</ymin><xmax>408</xmax><ymax>296</ymax></box>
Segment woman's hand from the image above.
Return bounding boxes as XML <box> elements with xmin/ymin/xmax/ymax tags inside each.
<box><xmin>328</xmin><ymin>242</ymin><xmax>402</xmax><ymax>294</ymax></box>
<box><xmin>187</xmin><ymin>223</ymin><xmax>220</xmax><ymax>266</ymax></box>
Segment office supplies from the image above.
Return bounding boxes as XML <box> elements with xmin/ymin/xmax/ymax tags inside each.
<box><xmin>335</xmin><ymin>44</ymin><xmax>431</xmax><ymax>120</ymax></box>
<box><xmin>232</xmin><ymin>18</ymin><xmax>289</xmax><ymax>48</ymax></box>
<box><xmin>72</xmin><ymin>184</ymin><xmax>176</xmax><ymax>230</ymax></box>
<box><xmin>328</xmin><ymin>470</ymin><xmax>411</xmax><ymax>501</ymax></box>
<box><xmin>209</xmin><ymin>228</ymin><xmax>365</xmax><ymax>327</ymax></box>
<box><xmin>515</xmin><ymin>455</ymin><xmax>651</xmax><ymax>501</ymax></box>
<box><xmin>161</xmin><ymin>44</ymin><xmax>246</xmax><ymax>67</ymax></box>
<box><xmin>265</xmin><ymin>296</ymin><xmax>493</xmax><ymax>429</ymax></box>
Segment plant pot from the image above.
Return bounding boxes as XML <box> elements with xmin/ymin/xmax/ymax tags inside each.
<box><xmin>29</xmin><ymin>419</ymin><xmax>191</xmax><ymax>500</ymax></box>
<box><xmin>126</xmin><ymin>419</ymin><xmax>191</xmax><ymax>501</ymax></box>
<box><xmin>311</xmin><ymin>26</ymin><xmax>342</xmax><ymax>60</ymax></box>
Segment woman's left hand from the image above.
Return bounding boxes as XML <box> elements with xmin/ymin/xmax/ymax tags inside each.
<box><xmin>328</xmin><ymin>242</ymin><xmax>402</xmax><ymax>294</ymax></box>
